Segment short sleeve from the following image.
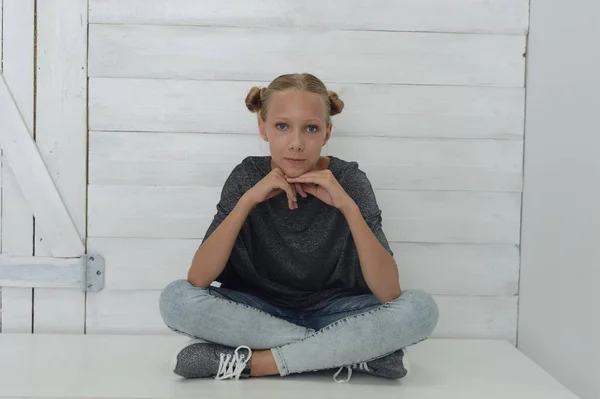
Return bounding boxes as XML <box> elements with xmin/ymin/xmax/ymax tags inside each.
<box><xmin>363</xmin><ymin>210</ymin><xmax>394</xmax><ymax>256</ymax></box>
<box><xmin>202</xmin><ymin>163</ymin><xmax>245</xmax><ymax>243</ymax></box>
<box><xmin>201</xmin><ymin>163</ymin><xmax>246</xmax><ymax>283</ymax></box>
<box><xmin>341</xmin><ymin>162</ymin><xmax>394</xmax><ymax>257</ymax></box>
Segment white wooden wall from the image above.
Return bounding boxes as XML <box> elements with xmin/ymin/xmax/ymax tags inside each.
<box><xmin>85</xmin><ymin>0</ymin><xmax>528</xmax><ymax>342</ymax></box>
<box><xmin>2</xmin><ymin>1</ymin><xmax>529</xmax><ymax>341</ymax></box>
<box><xmin>0</xmin><ymin>0</ymin><xmax>88</xmax><ymax>333</ymax></box>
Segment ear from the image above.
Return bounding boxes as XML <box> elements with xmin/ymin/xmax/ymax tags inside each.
<box><xmin>323</xmin><ymin>123</ymin><xmax>332</xmax><ymax>146</ymax></box>
<box><xmin>258</xmin><ymin>115</ymin><xmax>268</xmax><ymax>142</ymax></box>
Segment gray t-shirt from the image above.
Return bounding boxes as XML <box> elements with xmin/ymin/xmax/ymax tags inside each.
<box><xmin>202</xmin><ymin>155</ymin><xmax>394</xmax><ymax>311</ymax></box>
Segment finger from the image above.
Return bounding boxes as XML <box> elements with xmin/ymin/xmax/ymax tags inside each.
<box><xmin>286</xmin><ymin>170</ymin><xmax>327</xmax><ymax>179</ymax></box>
<box><xmin>287</xmin><ymin>188</ymin><xmax>295</xmax><ymax>209</ymax></box>
<box><xmin>278</xmin><ymin>176</ymin><xmax>297</xmax><ymax>209</ymax></box>
<box><xmin>272</xmin><ymin>179</ymin><xmax>292</xmax><ymax>208</ymax></box>
<box><xmin>291</xmin><ymin>184</ymin><xmax>298</xmax><ymax>209</ymax></box>
<box><xmin>286</xmin><ymin>174</ymin><xmax>328</xmax><ymax>186</ymax></box>
<box><xmin>287</xmin><ymin>189</ymin><xmax>294</xmax><ymax>210</ymax></box>
<box><xmin>273</xmin><ymin>173</ymin><xmax>294</xmax><ymax>208</ymax></box>
<box><xmin>303</xmin><ymin>184</ymin><xmax>318</xmax><ymax>196</ymax></box>
<box><xmin>295</xmin><ymin>183</ymin><xmax>307</xmax><ymax>198</ymax></box>
<box><xmin>284</xmin><ymin>173</ymin><xmax>303</xmax><ymax>201</ymax></box>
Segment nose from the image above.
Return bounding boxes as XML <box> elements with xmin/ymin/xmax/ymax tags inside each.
<box><xmin>288</xmin><ymin>129</ymin><xmax>304</xmax><ymax>151</ymax></box>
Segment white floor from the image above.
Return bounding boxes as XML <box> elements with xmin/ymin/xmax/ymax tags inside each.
<box><xmin>0</xmin><ymin>334</ymin><xmax>579</xmax><ymax>399</ymax></box>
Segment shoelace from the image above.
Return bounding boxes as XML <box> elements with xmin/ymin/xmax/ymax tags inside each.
<box><xmin>333</xmin><ymin>361</ymin><xmax>370</xmax><ymax>383</ymax></box>
<box><xmin>215</xmin><ymin>345</ymin><xmax>253</xmax><ymax>380</ymax></box>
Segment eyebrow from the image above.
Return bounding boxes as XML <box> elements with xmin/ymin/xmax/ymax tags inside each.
<box><xmin>272</xmin><ymin>116</ymin><xmax>324</xmax><ymax>123</ymax></box>
<box><xmin>305</xmin><ymin>118</ymin><xmax>324</xmax><ymax>124</ymax></box>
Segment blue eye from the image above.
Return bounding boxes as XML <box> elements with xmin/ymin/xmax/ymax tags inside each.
<box><xmin>276</xmin><ymin>123</ymin><xmax>288</xmax><ymax>130</ymax></box>
<box><xmin>307</xmin><ymin>125</ymin><xmax>319</xmax><ymax>133</ymax></box>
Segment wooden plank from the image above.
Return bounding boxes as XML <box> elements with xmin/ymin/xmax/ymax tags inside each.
<box><xmin>0</xmin><ymin>168</ymin><xmax>33</xmax><ymax>256</ymax></box>
<box><xmin>394</xmin><ymin>243</ymin><xmax>519</xmax><ymax>296</ymax></box>
<box><xmin>0</xmin><ymin>77</ymin><xmax>84</xmax><ymax>257</ymax></box>
<box><xmin>378</xmin><ymin>190</ymin><xmax>521</xmax><ymax>243</ymax></box>
<box><xmin>0</xmin><ymin>288</ymin><xmax>32</xmax><ymax>333</ymax></box>
<box><xmin>0</xmin><ymin>200</ymin><xmax>1</xmax><ymax>338</ymax></box>
<box><xmin>90</xmin><ymin>132</ymin><xmax>523</xmax><ymax>191</ymax></box>
<box><xmin>0</xmin><ymin>0</ymin><xmax>3</xmax><ymax>332</ymax></box>
<box><xmin>88</xmin><ymin>185</ymin><xmax>220</xmax><ymax>240</ymax></box>
<box><xmin>33</xmin><ymin>0</ymin><xmax>88</xmax><ymax>333</ymax></box>
<box><xmin>89</xmin><ymin>238</ymin><xmax>519</xmax><ymax>296</ymax></box>
<box><xmin>33</xmin><ymin>290</ymin><xmax>86</xmax><ymax>334</ymax></box>
<box><xmin>0</xmin><ymin>169</ymin><xmax>33</xmax><ymax>333</ymax></box>
<box><xmin>89</xmin><ymin>0</ymin><xmax>530</xmax><ymax>35</ymax></box>
<box><xmin>0</xmin><ymin>255</ymin><xmax>87</xmax><ymax>289</ymax></box>
<box><xmin>88</xmin><ymin>186</ymin><xmax>521</xmax><ymax>244</ymax></box>
<box><xmin>86</xmin><ymin>289</ymin><xmax>517</xmax><ymax>341</ymax></box>
<box><xmin>88</xmin><ymin>25</ymin><xmax>526</xmax><ymax>86</ymax></box>
<box><xmin>89</xmin><ymin>78</ymin><xmax>525</xmax><ymax>139</ymax></box>
<box><xmin>1</xmin><ymin>0</ymin><xmax>35</xmax><ymax>333</ymax></box>
<box><xmin>86</xmin><ymin>290</ymin><xmax>175</xmax><ymax>335</ymax></box>
<box><xmin>87</xmin><ymin>238</ymin><xmax>198</xmax><ymax>291</ymax></box>
<box><xmin>0</xmin><ymin>0</ymin><xmax>3</xmax><ymax>71</ymax></box>
<box><xmin>435</xmin><ymin>295</ymin><xmax>517</xmax><ymax>343</ymax></box>
<box><xmin>328</xmin><ymin>138</ymin><xmax>523</xmax><ymax>192</ymax></box>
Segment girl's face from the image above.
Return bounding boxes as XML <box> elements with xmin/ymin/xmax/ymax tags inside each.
<box><xmin>258</xmin><ymin>90</ymin><xmax>332</xmax><ymax>177</ymax></box>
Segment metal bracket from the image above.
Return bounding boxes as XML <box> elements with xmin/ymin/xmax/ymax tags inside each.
<box><xmin>83</xmin><ymin>255</ymin><xmax>105</xmax><ymax>292</ymax></box>
<box><xmin>0</xmin><ymin>254</ymin><xmax>105</xmax><ymax>292</ymax></box>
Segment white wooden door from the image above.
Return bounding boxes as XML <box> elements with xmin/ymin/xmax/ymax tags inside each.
<box><xmin>0</xmin><ymin>0</ymin><xmax>88</xmax><ymax>333</ymax></box>
<box><xmin>1</xmin><ymin>0</ymin><xmax>36</xmax><ymax>333</ymax></box>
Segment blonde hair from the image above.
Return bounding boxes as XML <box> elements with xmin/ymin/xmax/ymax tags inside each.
<box><xmin>245</xmin><ymin>73</ymin><xmax>344</xmax><ymax>125</ymax></box>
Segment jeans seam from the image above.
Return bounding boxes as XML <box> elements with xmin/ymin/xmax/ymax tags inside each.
<box><xmin>273</xmin><ymin>347</ymin><xmax>289</xmax><ymax>376</ymax></box>
<box><xmin>304</xmin><ymin>328</ymin><xmax>314</xmax><ymax>339</ymax></box>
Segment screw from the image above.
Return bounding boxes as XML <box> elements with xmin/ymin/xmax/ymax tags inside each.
<box><xmin>90</xmin><ymin>256</ymin><xmax>95</xmax><ymax>261</ymax></box>
<box><xmin>96</xmin><ymin>270</ymin><xmax>101</xmax><ymax>275</ymax></box>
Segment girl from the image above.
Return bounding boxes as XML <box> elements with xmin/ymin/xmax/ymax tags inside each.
<box><xmin>159</xmin><ymin>73</ymin><xmax>439</xmax><ymax>383</ymax></box>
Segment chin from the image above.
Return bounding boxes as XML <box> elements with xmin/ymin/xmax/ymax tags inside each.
<box><xmin>276</xmin><ymin>165</ymin><xmax>302</xmax><ymax>177</ymax></box>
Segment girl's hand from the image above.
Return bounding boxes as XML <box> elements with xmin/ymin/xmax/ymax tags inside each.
<box><xmin>286</xmin><ymin>170</ymin><xmax>353</xmax><ymax>210</ymax></box>
<box><xmin>244</xmin><ymin>167</ymin><xmax>298</xmax><ymax>210</ymax></box>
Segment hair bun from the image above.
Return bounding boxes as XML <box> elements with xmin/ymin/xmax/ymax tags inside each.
<box><xmin>245</xmin><ymin>86</ymin><xmax>265</xmax><ymax>113</ymax></box>
<box><xmin>328</xmin><ymin>90</ymin><xmax>344</xmax><ymax>116</ymax></box>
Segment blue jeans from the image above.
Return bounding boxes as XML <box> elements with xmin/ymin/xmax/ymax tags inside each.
<box><xmin>159</xmin><ymin>279</ymin><xmax>439</xmax><ymax>376</ymax></box>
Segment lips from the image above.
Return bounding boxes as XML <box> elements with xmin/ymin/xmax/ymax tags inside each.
<box><xmin>285</xmin><ymin>158</ymin><xmax>305</xmax><ymax>162</ymax></box>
